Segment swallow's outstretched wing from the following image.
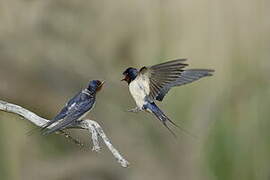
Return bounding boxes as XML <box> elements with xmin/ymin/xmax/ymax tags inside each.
<box><xmin>137</xmin><ymin>59</ymin><xmax>188</xmax><ymax>101</ymax></box>
<box><xmin>42</xmin><ymin>96</ymin><xmax>95</xmax><ymax>135</ymax></box>
<box><xmin>156</xmin><ymin>69</ymin><xmax>214</xmax><ymax>101</ymax></box>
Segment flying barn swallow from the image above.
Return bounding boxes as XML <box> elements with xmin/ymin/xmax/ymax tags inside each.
<box><xmin>41</xmin><ymin>80</ymin><xmax>104</xmax><ymax>135</ymax></box>
<box><xmin>121</xmin><ymin>59</ymin><xmax>214</xmax><ymax>136</ymax></box>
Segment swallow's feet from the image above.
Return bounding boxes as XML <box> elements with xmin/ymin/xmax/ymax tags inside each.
<box><xmin>127</xmin><ymin>107</ymin><xmax>141</xmax><ymax>113</ymax></box>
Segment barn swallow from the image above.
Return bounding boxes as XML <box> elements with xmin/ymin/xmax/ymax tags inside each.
<box><xmin>121</xmin><ymin>59</ymin><xmax>214</xmax><ymax>136</ymax></box>
<box><xmin>41</xmin><ymin>80</ymin><xmax>105</xmax><ymax>135</ymax></box>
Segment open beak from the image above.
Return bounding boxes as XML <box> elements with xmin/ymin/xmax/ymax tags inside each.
<box><xmin>97</xmin><ymin>81</ymin><xmax>105</xmax><ymax>91</ymax></box>
<box><xmin>100</xmin><ymin>81</ymin><xmax>105</xmax><ymax>87</ymax></box>
<box><xmin>121</xmin><ymin>75</ymin><xmax>128</xmax><ymax>82</ymax></box>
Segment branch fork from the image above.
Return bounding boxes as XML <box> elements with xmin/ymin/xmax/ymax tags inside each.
<box><xmin>0</xmin><ymin>100</ymin><xmax>129</xmax><ymax>168</ymax></box>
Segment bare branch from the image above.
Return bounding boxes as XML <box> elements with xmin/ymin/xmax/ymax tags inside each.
<box><xmin>0</xmin><ymin>100</ymin><xmax>129</xmax><ymax>168</ymax></box>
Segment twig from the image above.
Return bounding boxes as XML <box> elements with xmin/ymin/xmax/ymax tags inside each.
<box><xmin>0</xmin><ymin>100</ymin><xmax>129</xmax><ymax>168</ymax></box>
<box><xmin>57</xmin><ymin>130</ymin><xmax>84</xmax><ymax>148</ymax></box>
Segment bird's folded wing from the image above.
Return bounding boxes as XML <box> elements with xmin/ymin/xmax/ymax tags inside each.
<box><xmin>42</xmin><ymin>99</ymin><xmax>93</xmax><ymax>135</ymax></box>
<box><xmin>40</xmin><ymin>92</ymin><xmax>81</xmax><ymax>131</ymax></box>
<box><xmin>138</xmin><ymin>59</ymin><xmax>188</xmax><ymax>101</ymax></box>
<box><xmin>156</xmin><ymin>69</ymin><xmax>214</xmax><ymax>101</ymax></box>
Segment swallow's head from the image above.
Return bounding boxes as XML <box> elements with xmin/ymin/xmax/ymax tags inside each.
<box><xmin>121</xmin><ymin>67</ymin><xmax>138</xmax><ymax>84</ymax></box>
<box><xmin>88</xmin><ymin>80</ymin><xmax>105</xmax><ymax>92</ymax></box>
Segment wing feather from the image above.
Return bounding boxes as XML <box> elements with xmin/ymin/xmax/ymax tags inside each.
<box><xmin>138</xmin><ymin>59</ymin><xmax>188</xmax><ymax>101</ymax></box>
<box><xmin>42</xmin><ymin>96</ymin><xmax>95</xmax><ymax>135</ymax></box>
<box><xmin>136</xmin><ymin>59</ymin><xmax>214</xmax><ymax>102</ymax></box>
<box><xmin>40</xmin><ymin>92</ymin><xmax>81</xmax><ymax>131</ymax></box>
<box><xmin>156</xmin><ymin>69</ymin><xmax>214</xmax><ymax>101</ymax></box>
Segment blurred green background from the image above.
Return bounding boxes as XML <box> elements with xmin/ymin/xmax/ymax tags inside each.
<box><xmin>0</xmin><ymin>0</ymin><xmax>269</xmax><ymax>180</ymax></box>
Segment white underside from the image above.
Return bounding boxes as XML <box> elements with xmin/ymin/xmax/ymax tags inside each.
<box><xmin>129</xmin><ymin>77</ymin><xmax>150</xmax><ymax>109</ymax></box>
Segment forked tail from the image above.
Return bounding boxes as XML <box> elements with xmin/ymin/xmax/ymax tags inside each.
<box><xmin>145</xmin><ymin>102</ymin><xmax>194</xmax><ymax>138</ymax></box>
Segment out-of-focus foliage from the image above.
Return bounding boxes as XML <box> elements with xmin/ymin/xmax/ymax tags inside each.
<box><xmin>0</xmin><ymin>0</ymin><xmax>269</xmax><ymax>179</ymax></box>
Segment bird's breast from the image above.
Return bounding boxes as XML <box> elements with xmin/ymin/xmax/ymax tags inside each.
<box><xmin>129</xmin><ymin>79</ymin><xmax>149</xmax><ymax>108</ymax></box>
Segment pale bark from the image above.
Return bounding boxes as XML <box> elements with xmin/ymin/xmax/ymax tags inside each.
<box><xmin>0</xmin><ymin>100</ymin><xmax>129</xmax><ymax>168</ymax></box>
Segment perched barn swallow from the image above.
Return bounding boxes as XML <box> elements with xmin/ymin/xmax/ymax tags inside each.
<box><xmin>122</xmin><ymin>59</ymin><xmax>214</xmax><ymax>136</ymax></box>
<box><xmin>41</xmin><ymin>80</ymin><xmax>104</xmax><ymax>135</ymax></box>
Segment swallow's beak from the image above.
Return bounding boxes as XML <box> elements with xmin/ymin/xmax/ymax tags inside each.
<box><xmin>97</xmin><ymin>81</ymin><xmax>105</xmax><ymax>91</ymax></box>
<box><xmin>121</xmin><ymin>75</ymin><xmax>127</xmax><ymax>82</ymax></box>
<box><xmin>100</xmin><ymin>81</ymin><xmax>105</xmax><ymax>86</ymax></box>
<box><xmin>121</xmin><ymin>75</ymin><xmax>131</xmax><ymax>84</ymax></box>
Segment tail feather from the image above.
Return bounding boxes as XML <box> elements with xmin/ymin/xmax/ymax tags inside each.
<box><xmin>149</xmin><ymin>104</ymin><xmax>177</xmax><ymax>137</ymax></box>
<box><xmin>26</xmin><ymin>120</ymin><xmax>55</xmax><ymax>136</ymax></box>
<box><xmin>161</xmin><ymin>119</ymin><xmax>177</xmax><ymax>138</ymax></box>
<box><xmin>147</xmin><ymin>103</ymin><xmax>195</xmax><ymax>138</ymax></box>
